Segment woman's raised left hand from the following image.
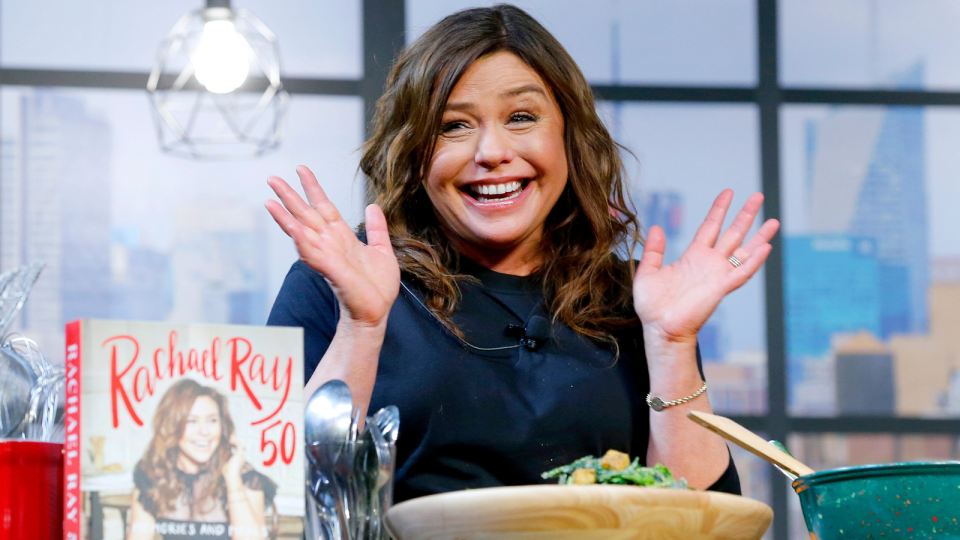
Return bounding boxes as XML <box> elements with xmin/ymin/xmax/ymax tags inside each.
<box><xmin>221</xmin><ymin>434</ymin><xmax>246</xmax><ymax>486</ymax></box>
<box><xmin>632</xmin><ymin>190</ymin><xmax>780</xmax><ymax>350</ymax></box>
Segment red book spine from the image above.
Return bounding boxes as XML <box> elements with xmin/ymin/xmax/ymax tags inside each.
<box><xmin>64</xmin><ymin>320</ymin><xmax>83</xmax><ymax>540</ymax></box>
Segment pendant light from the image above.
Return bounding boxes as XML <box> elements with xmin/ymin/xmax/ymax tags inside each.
<box><xmin>147</xmin><ymin>0</ymin><xmax>288</xmax><ymax>160</ymax></box>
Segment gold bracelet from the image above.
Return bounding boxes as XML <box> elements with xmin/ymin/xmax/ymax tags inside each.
<box><xmin>646</xmin><ymin>381</ymin><xmax>707</xmax><ymax>412</ymax></box>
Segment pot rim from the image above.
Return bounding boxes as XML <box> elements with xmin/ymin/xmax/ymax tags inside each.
<box><xmin>791</xmin><ymin>460</ymin><xmax>960</xmax><ymax>492</ymax></box>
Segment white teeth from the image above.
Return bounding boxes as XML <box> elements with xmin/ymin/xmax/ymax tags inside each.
<box><xmin>469</xmin><ymin>180</ymin><xmax>521</xmax><ymax>197</ymax></box>
<box><xmin>477</xmin><ymin>187</ymin><xmax>523</xmax><ymax>203</ymax></box>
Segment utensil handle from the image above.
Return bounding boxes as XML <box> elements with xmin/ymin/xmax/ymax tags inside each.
<box><xmin>687</xmin><ymin>411</ymin><xmax>816</xmax><ymax>478</ymax></box>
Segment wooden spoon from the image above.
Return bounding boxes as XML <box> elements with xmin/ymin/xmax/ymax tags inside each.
<box><xmin>687</xmin><ymin>411</ymin><xmax>816</xmax><ymax>478</ymax></box>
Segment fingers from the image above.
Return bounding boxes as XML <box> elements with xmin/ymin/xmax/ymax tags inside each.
<box><xmin>264</xmin><ymin>199</ymin><xmax>306</xmax><ymax>240</ymax></box>
<box><xmin>267</xmin><ymin>175</ymin><xmax>328</xmax><ymax>233</ymax></box>
<box><xmin>638</xmin><ymin>225</ymin><xmax>666</xmax><ymax>274</ymax></box>
<box><xmin>364</xmin><ymin>204</ymin><xmax>393</xmax><ymax>254</ymax></box>
<box><xmin>267</xmin><ymin>194</ymin><xmax>364</xmax><ymax>283</ymax></box>
<box><xmin>297</xmin><ymin>166</ymin><xmax>341</xmax><ymax>223</ymax></box>
<box><xmin>725</xmin><ymin>219</ymin><xmax>779</xmax><ymax>289</ymax></box>
<box><xmin>728</xmin><ymin>243</ymin><xmax>773</xmax><ymax>288</ymax></box>
<box><xmin>265</xmin><ymin>199</ymin><xmax>328</xmax><ymax>265</ymax></box>
<box><xmin>691</xmin><ymin>189</ymin><xmax>734</xmax><ymax>248</ymax></box>
<box><xmin>715</xmin><ymin>192</ymin><xmax>764</xmax><ymax>255</ymax></box>
<box><xmin>736</xmin><ymin>218</ymin><xmax>780</xmax><ymax>258</ymax></box>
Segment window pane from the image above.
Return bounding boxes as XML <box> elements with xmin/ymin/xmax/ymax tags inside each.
<box><xmin>607</xmin><ymin>102</ymin><xmax>766</xmax><ymax>414</ymax></box>
<box><xmin>0</xmin><ymin>88</ymin><xmax>364</xmax><ymax>362</ymax></box>
<box><xmin>407</xmin><ymin>0</ymin><xmax>756</xmax><ymax>86</ymax></box>
<box><xmin>0</xmin><ymin>0</ymin><xmax>362</xmax><ymax>78</ymax></box>
<box><xmin>780</xmin><ymin>0</ymin><xmax>960</xmax><ymax>90</ymax></box>
<box><xmin>782</xmin><ymin>105</ymin><xmax>960</xmax><ymax>417</ymax></box>
<box><xmin>785</xmin><ymin>433</ymin><xmax>960</xmax><ymax>539</ymax></box>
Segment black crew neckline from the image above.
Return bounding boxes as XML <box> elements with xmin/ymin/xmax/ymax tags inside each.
<box><xmin>458</xmin><ymin>256</ymin><xmax>542</xmax><ymax>294</ymax></box>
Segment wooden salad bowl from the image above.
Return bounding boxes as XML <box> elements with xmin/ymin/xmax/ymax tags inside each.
<box><xmin>384</xmin><ymin>484</ymin><xmax>773</xmax><ymax>540</ymax></box>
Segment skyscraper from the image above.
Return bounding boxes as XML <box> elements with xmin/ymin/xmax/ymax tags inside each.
<box><xmin>834</xmin><ymin>331</ymin><xmax>896</xmax><ymax>415</ymax></box>
<box><xmin>787</xmin><ymin>64</ymin><xmax>928</xmax><ymax>414</ymax></box>
<box><xmin>168</xmin><ymin>203</ymin><xmax>270</xmax><ymax>325</ymax></box>
<box><xmin>804</xmin><ymin>64</ymin><xmax>928</xmax><ymax>337</ymax></box>
<box><xmin>785</xmin><ymin>234</ymin><xmax>882</xmax><ymax>413</ymax></box>
<box><xmin>0</xmin><ymin>89</ymin><xmax>113</xmax><ymax>360</ymax></box>
<box><xmin>785</xmin><ymin>235</ymin><xmax>882</xmax><ymax>358</ymax></box>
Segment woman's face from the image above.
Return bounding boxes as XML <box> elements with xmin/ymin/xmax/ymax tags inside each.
<box><xmin>424</xmin><ymin>51</ymin><xmax>567</xmax><ymax>266</ymax></box>
<box><xmin>177</xmin><ymin>396</ymin><xmax>222</xmax><ymax>468</ymax></box>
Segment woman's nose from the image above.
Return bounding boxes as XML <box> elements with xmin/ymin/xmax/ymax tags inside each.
<box><xmin>475</xmin><ymin>125</ymin><xmax>515</xmax><ymax>168</ymax></box>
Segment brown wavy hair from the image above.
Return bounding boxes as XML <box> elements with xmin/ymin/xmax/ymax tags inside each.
<box><xmin>360</xmin><ymin>4</ymin><xmax>642</xmax><ymax>348</ymax></box>
<box><xmin>138</xmin><ymin>379</ymin><xmax>235</xmax><ymax>516</ymax></box>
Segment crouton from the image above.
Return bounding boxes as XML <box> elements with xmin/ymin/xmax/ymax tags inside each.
<box><xmin>600</xmin><ymin>449</ymin><xmax>631</xmax><ymax>471</ymax></box>
<box><xmin>570</xmin><ymin>468</ymin><xmax>596</xmax><ymax>484</ymax></box>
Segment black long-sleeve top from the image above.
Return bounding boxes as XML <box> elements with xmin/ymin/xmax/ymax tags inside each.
<box><xmin>267</xmin><ymin>258</ymin><xmax>740</xmax><ymax>502</ymax></box>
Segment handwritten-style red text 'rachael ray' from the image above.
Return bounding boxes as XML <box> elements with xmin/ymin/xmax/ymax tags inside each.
<box><xmin>105</xmin><ymin>331</ymin><xmax>294</xmax><ymax>431</ymax></box>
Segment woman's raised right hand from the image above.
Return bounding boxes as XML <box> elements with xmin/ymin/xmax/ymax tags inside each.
<box><xmin>266</xmin><ymin>165</ymin><xmax>400</xmax><ymax>330</ymax></box>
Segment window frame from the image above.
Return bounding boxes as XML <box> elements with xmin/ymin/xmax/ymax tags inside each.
<box><xmin>3</xmin><ymin>1</ymin><xmax>958</xmax><ymax>538</ymax></box>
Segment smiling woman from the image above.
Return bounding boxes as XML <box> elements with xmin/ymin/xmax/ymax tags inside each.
<box><xmin>424</xmin><ymin>52</ymin><xmax>568</xmax><ymax>274</ymax></box>
<box><xmin>266</xmin><ymin>3</ymin><xmax>779</xmax><ymax>503</ymax></box>
<box><xmin>128</xmin><ymin>380</ymin><xmax>277</xmax><ymax>540</ymax></box>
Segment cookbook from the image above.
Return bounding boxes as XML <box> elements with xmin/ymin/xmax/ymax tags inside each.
<box><xmin>64</xmin><ymin>319</ymin><xmax>304</xmax><ymax>540</ymax></box>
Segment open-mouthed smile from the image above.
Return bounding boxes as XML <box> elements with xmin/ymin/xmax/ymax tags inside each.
<box><xmin>461</xmin><ymin>179</ymin><xmax>529</xmax><ymax>203</ymax></box>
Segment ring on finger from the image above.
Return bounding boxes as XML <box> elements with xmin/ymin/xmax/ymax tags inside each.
<box><xmin>728</xmin><ymin>255</ymin><xmax>743</xmax><ymax>268</ymax></box>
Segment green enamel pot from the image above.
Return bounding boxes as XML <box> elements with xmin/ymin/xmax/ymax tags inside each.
<box><xmin>792</xmin><ymin>461</ymin><xmax>960</xmax><ymax>539</ymax></box>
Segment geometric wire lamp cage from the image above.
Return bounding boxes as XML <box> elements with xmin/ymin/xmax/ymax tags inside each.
<box><xmin>147</xmin><ymin>0</ymin><xmax>288</xmax><ymax>160</ymax></box>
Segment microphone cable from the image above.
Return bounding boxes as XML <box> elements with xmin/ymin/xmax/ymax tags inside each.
<box><xmin>399</xmin><ymin>280</ymin><xmax>547</xmax><ymax>352</ymax></box>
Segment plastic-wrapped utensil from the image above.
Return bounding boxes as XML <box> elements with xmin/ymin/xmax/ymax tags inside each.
<box><xmin>0</xmin><ymin>263</ymin><xmax>44</xmax><ymax>337</ymax></box>
<box><xmin>0</xmin><ymin>263</ymin><xmax>64</xmax><ymax>443</ymax></box>
<box><xmin>1</xmin><ymin>335</ymin><xmax>65</xmax><ymax>442</ymax></box>
<box><xmin>0</xmin><ymin>346</ymin><xmax>37</xmax><ymax>438</ymax></box>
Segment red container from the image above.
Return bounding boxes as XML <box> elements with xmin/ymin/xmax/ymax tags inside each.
<box><xmin>0</xmin><ymin>441</ymin><xmax>64</xmax><ymax>540</ymax></box>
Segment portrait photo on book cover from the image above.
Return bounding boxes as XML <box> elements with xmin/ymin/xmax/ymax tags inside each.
<box><xmin>128</xmin><ymin>380</ymin><xmax>280</xmax><ymax>540</ymax></box>
<box><xmin>68</xmin><ymin>321</ymin><xmax>304</xmax><ymax>540</ymax></box>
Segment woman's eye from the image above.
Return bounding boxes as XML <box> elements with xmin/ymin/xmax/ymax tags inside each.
<box><xmin>510</xmin><ymin>112</ymin><xmax>538</xmax><ymax>123</ymax></box>
<box><xmin>440</xmin><ymin>120</ymin><xmax>469</xmax><ymax>133</ymax></box>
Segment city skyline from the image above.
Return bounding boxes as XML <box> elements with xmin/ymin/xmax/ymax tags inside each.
<box><xmin>782</xmin><ymin>63</ymin><xmax>960</xmax><ymax>418</ymax></box>
<box><xmin>0</xmin><ymin>87</ymin><xmax>365</xmax><ymax>364</ymax></box>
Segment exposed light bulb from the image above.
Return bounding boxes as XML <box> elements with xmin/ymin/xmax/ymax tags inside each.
<box><xmin>192</xmin><ymin>20</ymin><xmax>251</xmax><ymax>94</ymax></box>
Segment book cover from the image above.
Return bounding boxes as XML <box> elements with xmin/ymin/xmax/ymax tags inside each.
<box><xmin>64</xmin><ymin>320</ymin><xmax>304</xmax><ymax>540</ymax></box>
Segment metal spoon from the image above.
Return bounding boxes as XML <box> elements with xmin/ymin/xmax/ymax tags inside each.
<box><xmin>352</xmin><ymin>428</ymin><xmax>375</xmax><ymax>540</ymax></box>
<box><xmin>344</xmin><ymin>406</ymin><xmax>364</xmax><ymax>538</ymax></box>
<box><xmin>305</xmin><ymin>465</ymin><xmax>324</xmax><ymax>540</ymax></box>
<box><xmin>370</xmin><ymin>406</ymin><xmax>398</xmax><ymax>539</ymax></box>
<box><xmin>306</xmin><ymin>461</ymin><xmax>342</xmax><ymax>540</ymax></box>
<box><xmin>304</xmin><ymin>380</ymin><xmax>354</xmax><ymax>540</ymax></box>
<box><xmin>367</xmin><ymin>421</ymin><xmax>394</xmax><ymax>540</ymax></box>
<box><xmin>350</xmin><ymin>407</ymin><xmax>362</xmax><ymax>444</ymax></box>
<box><xmin>304</xmin><ymin>380</ymin><xmax>353</xmax><ymax>454</ymax></box>
<box><xmin>371</xmin><ymin>405</ymin><xmax>399</xmax><ymax>445</ymax></box>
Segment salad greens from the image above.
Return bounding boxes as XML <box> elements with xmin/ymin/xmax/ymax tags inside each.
<box><xmin>541</xmin><ymin>451</ymin><xmax>691</xmax><ymax>490</ymax></box>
